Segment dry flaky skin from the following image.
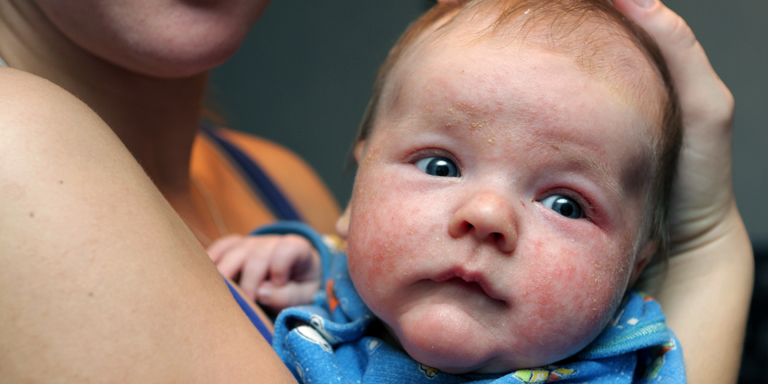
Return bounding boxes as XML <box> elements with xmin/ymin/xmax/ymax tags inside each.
<box><xmin>0</xmin><ymin>68</ymin><xmax>296</xmax><ymax>383</ymax></box>
<box><xmin>613</xmin><ymin>0</ymin><xmax>753</xmax><ymax>383</ymax></box>
<box><xmin>421</xmin><ymin>0</ymin><xmax>752</xmax><ymax>381</ymax></box>
<box><xmin>360</xmin><ymin>0</ymin><xmax>683</xmax><ymax>276</ymax></box>
<box><xmin>343</xmin><ymin>25</ymin><xmax>660</xmax><ymax>371</ymax></box>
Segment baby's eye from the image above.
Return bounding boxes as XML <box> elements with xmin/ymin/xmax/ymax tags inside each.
<box><xmin>540</xmin><ymin>195</ymin><xmax>583</xmax><ymax>219</ymax></box>
<box><xmin>414</xmin><ymin>156</ymin><xmax>460</xmax><ymax>177</ymax></box>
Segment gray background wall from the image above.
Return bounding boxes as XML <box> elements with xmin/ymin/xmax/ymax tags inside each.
<box><xmin>209</xmin><ymin>0</ymin><xmax>768</xmax><ymax>246</ymax></box>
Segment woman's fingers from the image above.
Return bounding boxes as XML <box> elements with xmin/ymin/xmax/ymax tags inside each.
<box><xmin>614</xmin><ymin>0</ymin><xmax>734</xmax><ymax>127</ymax></box>
<box><xmin>615</xmin><ymin>0</ymin><xmax>736</xmax><ymax>246</ymax></box>
<box><xmin>613</xmin><ymin>4</ymin><xmax>751</xmax><ymax>382</ymax></box>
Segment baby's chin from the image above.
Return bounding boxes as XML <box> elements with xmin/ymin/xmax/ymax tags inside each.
<box><xmin>400</xmin><ymin>336</ymin><xmax>583</xmax><ymax>375</ymax></box>
<box><xmin>390</xmin><ymin>305</ymin><xmax>600</xmax><ymax>375</ymax></box>
<box><xmin>390</xmin><ymin>312</ymin><xmax>535</xmax><ymax>374</ymax></box>
<box><xmin>398</xmin><ymin>336</ymin><xmax>550</xmax><ymax>375</ymax></box>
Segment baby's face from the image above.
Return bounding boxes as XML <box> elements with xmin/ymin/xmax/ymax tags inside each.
<box><xmin>341</xmin><ymin>34</ymin><xmax>659</xmax><ymax>374</ymax></box>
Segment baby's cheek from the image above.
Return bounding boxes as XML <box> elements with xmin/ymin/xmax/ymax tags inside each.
<box><xmin>347</xmin><ymin>191</ymin><xmax>434</xmax><ymax>310</ymax></box>
<box><xmin>513</xmin><ymin>243</ymin><xmax>629</xmax><ymax>355</ymax></box>
<box><xmin>347</xmin><ymin>207</ymin><xmax>400</xmax><ymax>282</ymax></box>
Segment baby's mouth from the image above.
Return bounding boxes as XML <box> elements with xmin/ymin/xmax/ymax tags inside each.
<box><xmin>434</xmin><ymin>270</ymin><xmax>506</xmax><ymax>303</ymax></box>
<box><xmin>445</xmin><ymin>277</ymin><xmax>487</xmax><ymax>296</ymax></box>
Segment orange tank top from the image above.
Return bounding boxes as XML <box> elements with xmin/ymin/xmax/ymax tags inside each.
<box><xmin>188</xmin><ymin>126</ymin><xmax>340</xmax><ymax>244</ymax></box>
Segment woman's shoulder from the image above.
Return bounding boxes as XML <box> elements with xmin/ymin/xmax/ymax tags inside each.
<box><xmin>0</xmin><ymin>67</ymin><xmax>101</xmax><ymax>127</ymax></box>
<box><xmin>0</xmin><ymin>67</ymin><xmax>109</xmax><ymax>151</ymax></box>
<box><xmin>1</xmin><ymin>67</ymin><xmax>70</xmax><ymax>105</ymax></box>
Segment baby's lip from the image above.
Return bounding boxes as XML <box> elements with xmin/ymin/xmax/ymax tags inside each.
<box><xmin>434</xmin><ymin>268</ymin><xmax>506</xmax><ymax>303</ymax></box>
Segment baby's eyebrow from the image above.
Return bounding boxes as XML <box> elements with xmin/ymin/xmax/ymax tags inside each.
<box><xmin>530</xmin><ymin>136</ymin><xmax>643</xmax><ymax>202</ymax></box>
<box><xmin>395</xmin><ymin>97</ymin><xmax>654</xmax><ymax>201</ymax></box>
<box><xmin>579</xmin><ymin>157</ymin><xmax>624</xmax><ymax>199</ymax></box>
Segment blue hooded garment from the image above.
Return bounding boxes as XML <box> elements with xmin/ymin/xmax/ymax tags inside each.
<box><xmin>256</xmin><ymin>222</ymin><xmax>686</xmax><ymax>384</ymax></box>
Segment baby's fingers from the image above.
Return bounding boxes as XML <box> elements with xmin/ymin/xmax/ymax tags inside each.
<box><xmin>268</xmin><ymin>234</ymin><xmax>320</xmax><ymax>286</ymax></box>
<box><xmin>257</xmin><ymin>280</ymin><xmax>322</xmax><ymax>311</ymax></box>
<box><xmin>238</xmin><ymin>250</ymin><xmax>273</xmax><ymax>301</ymax></box>
<box><xmin>214</xmin><ymin>244</ymin><xmax>254</xmax><ymax>279</ymax></box>
<box><xmin>206</xmin><ymin>234</ymin><xmax>245</xmax><ymax>263</ymax></box>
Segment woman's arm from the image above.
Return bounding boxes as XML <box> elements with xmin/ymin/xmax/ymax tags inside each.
<box><xmin>0</xmin><ymin>68</ymin><xmax>296</xmax><ymax>383</ymax></box>
<box><xmin>615</xmin><ymin>1</ymin><xmax>754</xmax><ymax>383</ymax></box>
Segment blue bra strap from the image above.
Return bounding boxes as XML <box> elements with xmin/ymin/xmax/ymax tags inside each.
<box><xmin>224</xmin><ymin>278</ymin><xmax>273</xmax><ymax>345</ymax></box>
<box><xmin>201</xmin><ymin>125</ymin><xmax>304</xmax><ymax>222</ymax></box>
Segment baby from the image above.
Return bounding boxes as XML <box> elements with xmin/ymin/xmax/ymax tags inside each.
<box><xmin>247</xmin><ymin>0</ymin><xmax>686</xmax><ymax>382</ymax></box>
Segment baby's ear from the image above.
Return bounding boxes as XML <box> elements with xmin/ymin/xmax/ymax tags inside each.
<box><xmin>336</xmin><ymin>140</ymin><xmax>365</xmax><ymax>240</ymax></box>
<box><xmin>353</xmin><ymin>140</ymin><xmax>366</xmax><ymax>164</ymax></box>
<box><xmin>628</xmin><ymin>241</ymin><xmax>657</xmax><ymax>287</ymax></box>
<box><xmin>336</xmin><ymin>141</ymin><xmax>365</xmax><ymax>240</ymax></box>
<box><xmin>335</xmin><ymin>203</ymin><xmax>352</xmax><ymax>240</ymax></box>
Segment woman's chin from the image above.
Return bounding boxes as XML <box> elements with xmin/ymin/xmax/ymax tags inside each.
<box><xmin>35</xmin><ymin>0</ymin><xmax>265</xmax><ymax>79</ymax></box>
<box><xmin>119</xmin><ymin>46</ymin><xmax>239</xmax><ymax>79</ymax></box>
<box><xmin>107</xmin><ymin>28</ymin><xmax>248</xmax><ymax>79</ymax></box>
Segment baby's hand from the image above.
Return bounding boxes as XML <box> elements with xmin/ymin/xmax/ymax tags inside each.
<box><xmin>207</xmin><ymin>234</ymin><xmax>321</xmax><ymax>312</ymax></box>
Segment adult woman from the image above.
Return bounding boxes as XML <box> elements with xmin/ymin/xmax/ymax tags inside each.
<box><xmin>0</xmin><ymin>0</ymin><xmax>752</xmax><ymax>383</ymax></box>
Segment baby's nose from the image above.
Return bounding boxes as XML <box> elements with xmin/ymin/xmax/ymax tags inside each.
<box><xmin>448</xmin><ymin>192</ymin><xmax>517</xmax><ymax>253</ymax></box>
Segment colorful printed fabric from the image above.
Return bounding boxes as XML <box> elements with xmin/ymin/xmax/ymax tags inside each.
<box><xmin>268</xmin><ymin>222</ymin><xmax>687</xmax><ymax>383</ymax></box>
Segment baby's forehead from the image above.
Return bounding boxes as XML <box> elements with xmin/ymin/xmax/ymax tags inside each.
<box><xmin>373</xmin><ymin>22</ymin><xmax>662</xmax><ymax>196</ymax></box>
<box><xmin>385</xmin><ymin>7</ymin><xmax>666</xmax><ymax>130</ymax></box>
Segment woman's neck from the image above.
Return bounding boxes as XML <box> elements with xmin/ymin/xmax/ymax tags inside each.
<box><xmin>0</xmin><ymin>0</ymin><xmax>206</xmax><ymax>194</ymax></box>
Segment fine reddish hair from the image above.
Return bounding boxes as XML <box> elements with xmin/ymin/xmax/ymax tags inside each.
<box><xmin>352</xmin><ymin>0</ymin><xmax>681</xmax><ymax>267</ymax></box>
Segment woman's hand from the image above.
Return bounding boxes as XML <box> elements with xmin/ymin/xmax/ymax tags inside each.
<box><xmin>616</xmin><ymin>0</ymin><xmax>736</xmax><ymax>248</ymax></box>
<box><xmin>208</xmin><ymin>234</ymin><xmax>322</xmax><ymax>312</ymax></box>
<box><xmin>615</xmin><ymin>0</ymin><xmax>753</xmax><ymax>383</ymax></box>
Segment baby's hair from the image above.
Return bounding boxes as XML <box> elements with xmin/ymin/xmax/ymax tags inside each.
<box><xmin>353</xmin><ymin>0</ymin><xmax>681</xmax><ymax>267</ymax></box>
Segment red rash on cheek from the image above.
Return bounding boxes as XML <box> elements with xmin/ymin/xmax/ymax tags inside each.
<box><xmin>347</xmin><ymin>153</ymin><xmax>466</xmax><ymax>319</ymax></box>
<box><xmin>347</xmin><ymin>175</ymin><xmax>423</xmax><ymax>302</ymax></box>
<box><xmin>508</xmin><ymin>239</ymin><xmax>631</xmax><ymax>357</ymax></box>
<box><xmin>345</xmin><ymin>133</ymin><xmax>643</xmax><ymax>370</ymax></box>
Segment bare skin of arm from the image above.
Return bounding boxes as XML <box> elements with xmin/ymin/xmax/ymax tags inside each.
<box><xmin>0</xmin><ymin>68</ymin><xmax>296</xmax><ymax>383</ymax></box>
<box><xmin>615</xmin><ymin>0</ymin><xmax>754</xmax><ymax>383</ymax></box>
